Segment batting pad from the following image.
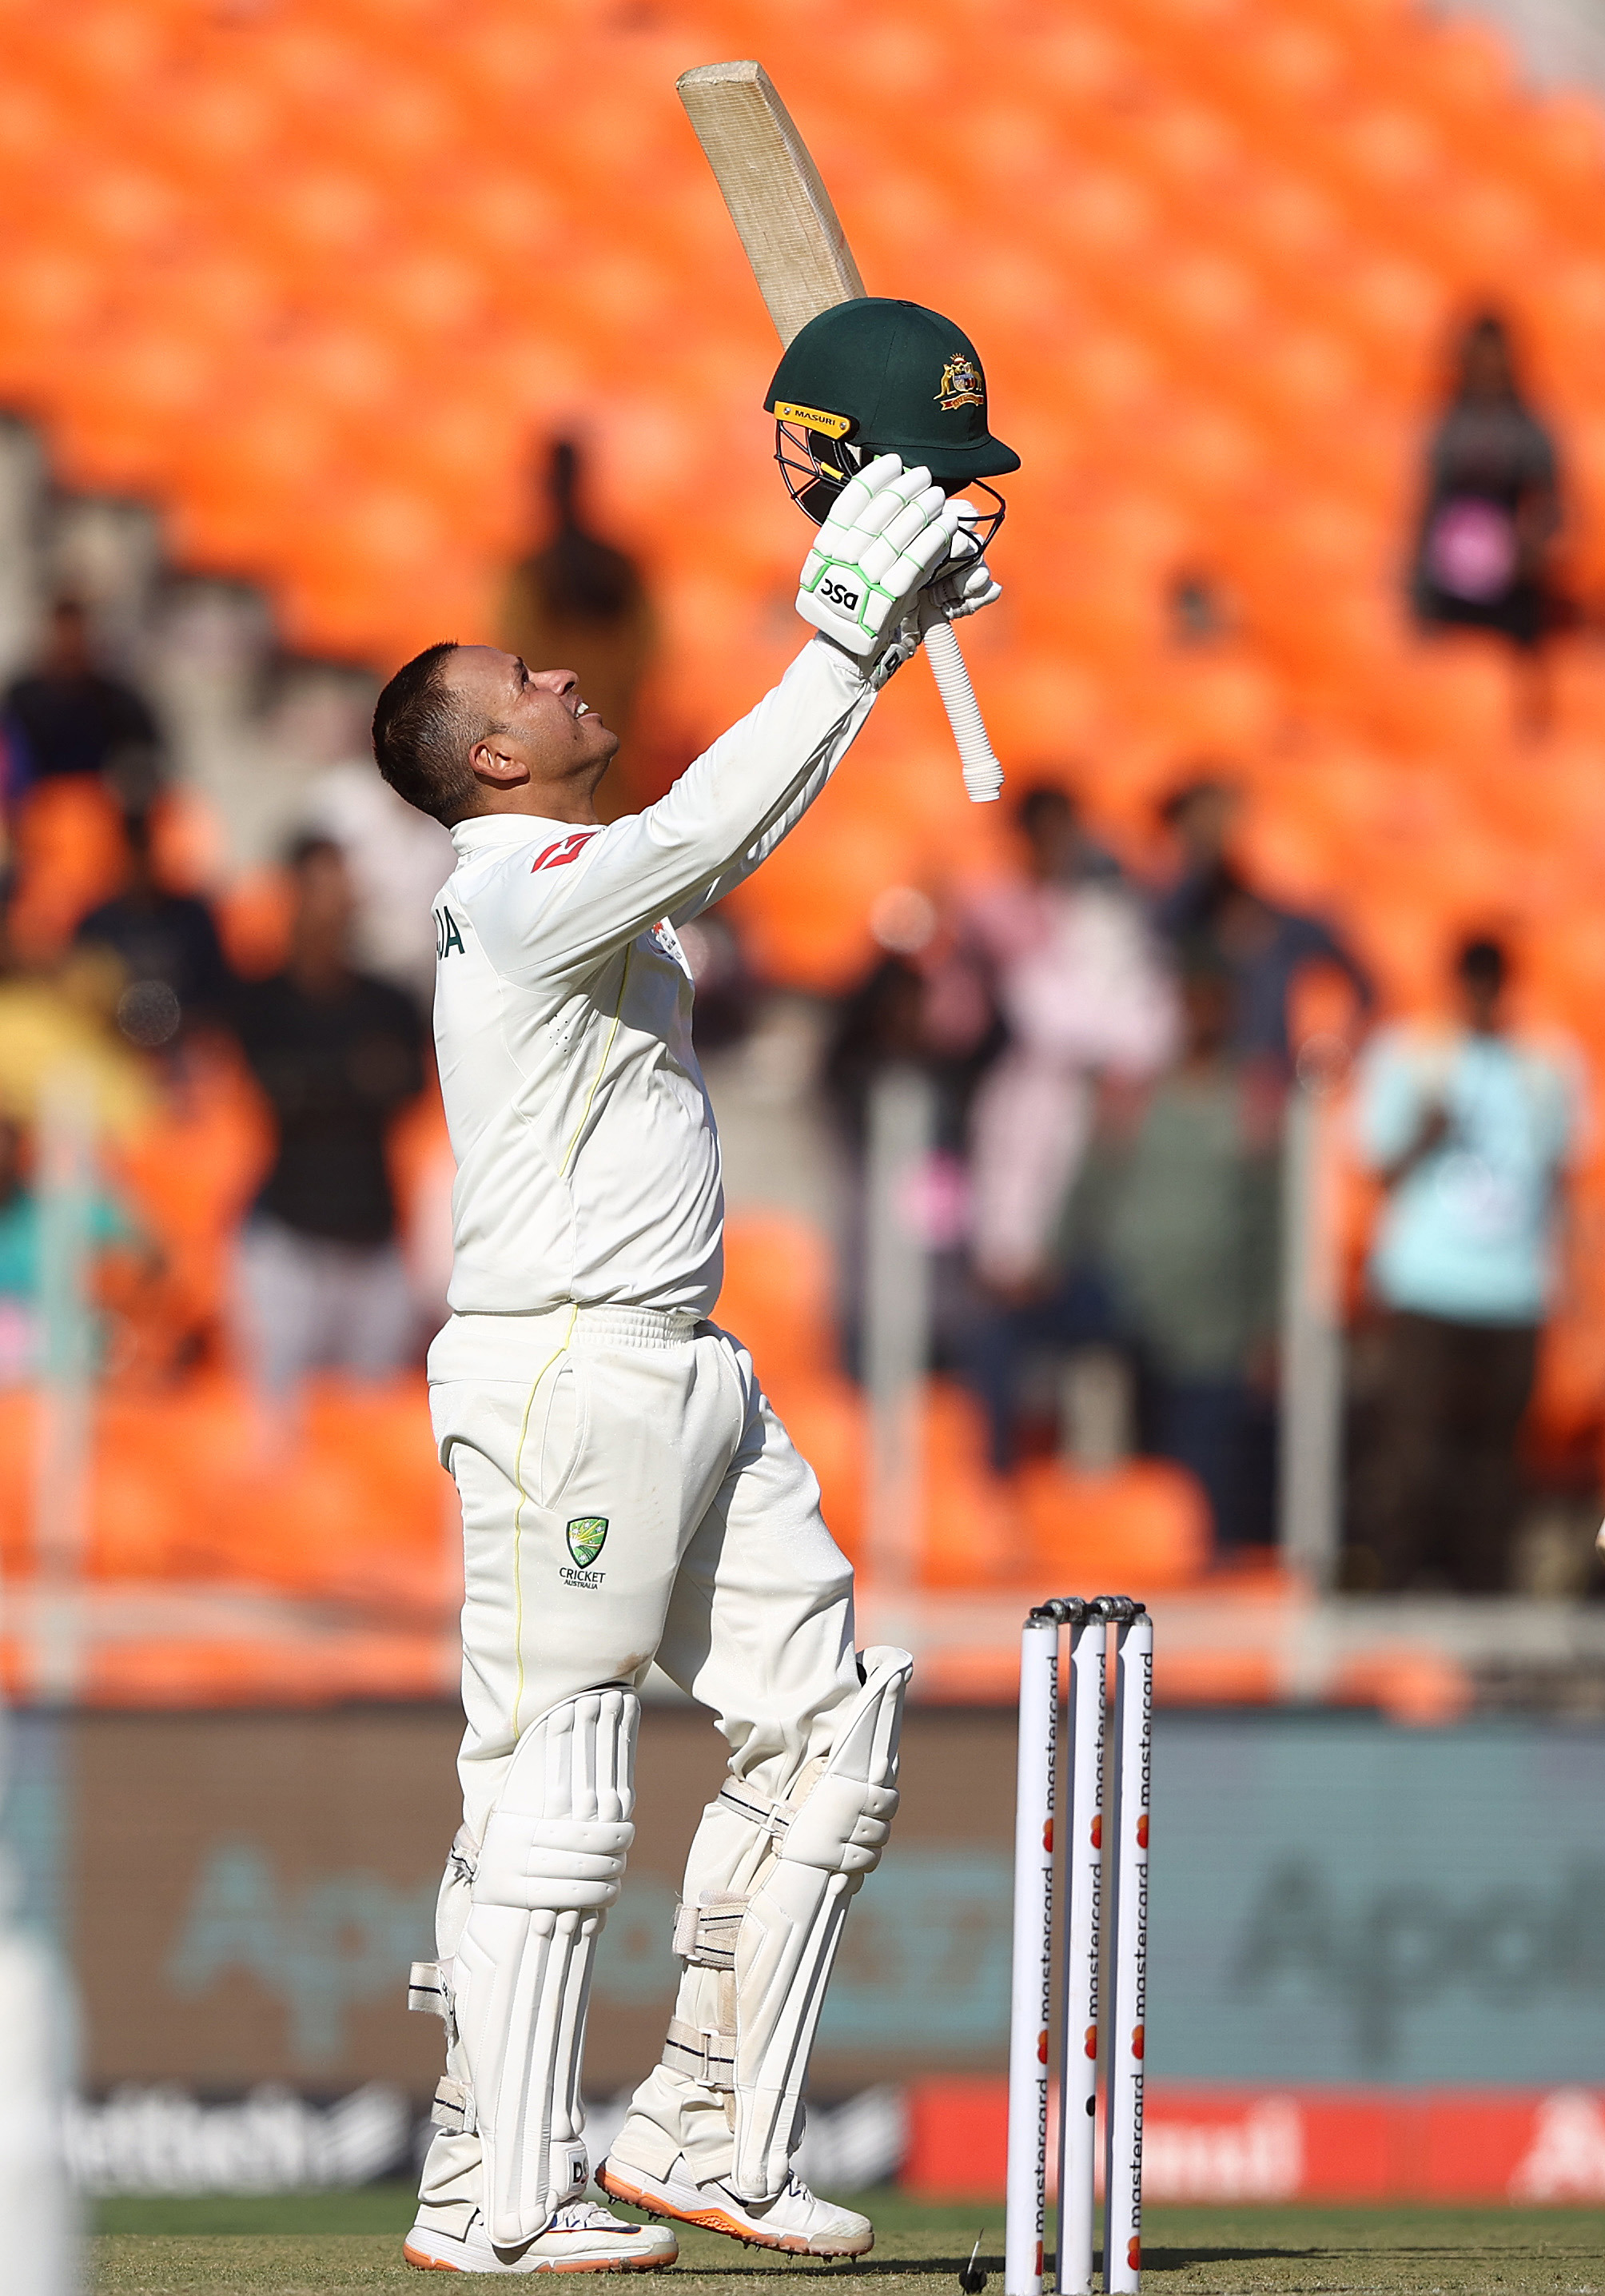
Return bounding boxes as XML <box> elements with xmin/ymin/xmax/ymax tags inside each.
<box><xmin>453</xmin><ymin>1687</ymin><xmax>639</xmax><ymax>2246</ymax></box>
<box><xmin>667</xmin><ymin>1646</ymin><xmax>911</xmax><ymax>2200</ymax></box>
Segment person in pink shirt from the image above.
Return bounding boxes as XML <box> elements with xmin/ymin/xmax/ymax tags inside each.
<box><xmin>950</xmin><ymin>783</ymin><xmax>1179</xmax><ymax>1466</ymax></box>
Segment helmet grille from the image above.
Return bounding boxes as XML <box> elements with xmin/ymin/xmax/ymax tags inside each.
<box><xmin>774</xmin><ymin>423</ymin><xmax>1006</xmax><ymax>569</ymax></box>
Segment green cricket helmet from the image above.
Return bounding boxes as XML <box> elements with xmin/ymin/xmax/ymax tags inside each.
<box><xmin>765</xmin><ymin>297</ymin><xmax>1018</xmax><ymax>532</ymax></box>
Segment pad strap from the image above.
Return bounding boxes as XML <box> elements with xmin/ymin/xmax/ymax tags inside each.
<box><xmin>408</xmin><ymin>1959</ymin><xmax>452</xmax><ymax>2019</ymax></box>
<box><xmin>432</xmin><ymin>2075</ymin><xmax>476</xmax><ymax>2135</ymax></box>
<box><xmin>716</xmin><ymin>1779</ymin><xmax>792</xmax><ymax>1839</ymax></box>
<box><xmin>672</xmin><ymin>1893</ymin><xmax>747</xmax><ymax>1969</ymax></box>
<box><xmin>662</xmin><ymin>2015</ymin><xmax>735</xmax><ymax>2091</ymax></box>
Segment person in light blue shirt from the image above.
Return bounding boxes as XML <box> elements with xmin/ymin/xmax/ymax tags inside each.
<box><xmin>1352</xmin><ymin>937</ymin><xmax>1579</xmax><ymax>1590</ymax></box>
<box><xmin>0</xmin><ymin>1118</ymin><xmax>137</xmax><ymax>1384</ymax></box>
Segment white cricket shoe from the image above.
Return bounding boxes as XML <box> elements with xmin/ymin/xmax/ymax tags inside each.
<box><xmin>404</xmin><ymin>2201</ymin><xmax>678</xmax><ymax>2274</ymax></box>
<box><xmin>597</xmin><ymin>2152</ymin><xmax>873</xmax><ymax>2258</ymax></box>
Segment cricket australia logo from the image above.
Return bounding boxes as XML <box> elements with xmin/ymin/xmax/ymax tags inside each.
<box><xmin>935</xmin><ymin>353</ymin><xmax>984</xmax><ymax>411</ymax></box>
<box><xmin>566</xmin><ymin>1517</ymin><xmax>608</xmax><ymax>1570</ymax></box>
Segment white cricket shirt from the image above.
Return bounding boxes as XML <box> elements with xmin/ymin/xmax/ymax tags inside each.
<box><xmin>432</xmin><ymin>637</ymin><xmax>874</xmax><ymax>1317</ymax></box>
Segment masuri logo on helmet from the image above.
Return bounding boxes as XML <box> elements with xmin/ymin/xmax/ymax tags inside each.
<box><xmin>772</xmin><ymin>400</ymin><xmax>853</xmax><ymax>439</ymax></box>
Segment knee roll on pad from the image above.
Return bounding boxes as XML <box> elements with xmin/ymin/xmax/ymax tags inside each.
<box><xmin>663</xmin><ymin>1646</ymin><xmax>911</xmax><ymax>2201</ymax></box>
<box><xmin>449</xmin><ymin>1687</ymin><xmax>639</xmax><ymax>2247</ymax></box>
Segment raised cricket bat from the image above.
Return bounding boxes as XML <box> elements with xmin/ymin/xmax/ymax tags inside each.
<box><xmin>677</xmin><ymin>59</ymin><xmax>1005</xmax><ymax>804</ymax></box>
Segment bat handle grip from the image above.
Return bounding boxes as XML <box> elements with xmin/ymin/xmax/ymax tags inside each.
<box><xmin>922</xmin><ymin>616</ymin><xmax>1003</xmax><ymax>803</ymax></box>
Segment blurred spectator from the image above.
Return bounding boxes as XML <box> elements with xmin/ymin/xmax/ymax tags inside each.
<box><xmin>826</xmin><ymin>956</ymin><xmax>928</xmax><ymax>1142</ymax></box>
<box><xmin>962</xmin><ymin>783</ymin><xmax>1175</xmax><ymax>1296</ymax></box>
<box><xmin>824</xmin><ymin>935</ymin><xmax>982</xmax><ymax>1377</ymax></box>
<box><xmin>4</xmin><ymin>596</ymin><xmax>162</xmax><ymax>815</ymax></box>
<box><xmin>230</xmin><ymin>837</ymin><xmax>425</xmax><ymax>1405</ymax></box>
<box><xmin>1411</xmin><ymin>312</ymin><xmax>1562</xmax><ymax>654</ymax></box>
<box><xmin>0</xmin><ymin>1115</ymin><xmax>142</xmax><ymax>1385</ymax></box>
<box><xmin>1166</xmin><ymin>568</ymin><xmax>1234</xmax><ymax>647</ymax></box>
<box><xmin>0</xmin><ymin>712</ymin><xmax>29</xmax><ymax>870</ymax></box>
<box><xmin>1348</xmin><ymin>936</ymin><xmax>1580</xmax><ymax>1592</ymax></box>
<box><xmin>0</xmin><ymin>923</ymin><xmax>153</xmax><ymax>1140</ymax></box>
<box><xmin>301</xmin><ymin>756</ymin><xmax>455</xmax><ymax>1012</ymax></box>
<box><xmin>1156</xmin><ymin>775</ymin><xmax>1373</xmax><ymax>1079</ymax></box>
<box><xmin>74</xmin><ymin>812</ymin><xmax>233</xmax><ymax>1050</ymax></box>
<box><xmin>1061</xmin><ymin>956</ymin><xmax>1281</xmax><ymax>1551</ymax></box>
<box><xmin>679</xmin><ymin>904</ymin><xmax>755</xmax><ymax>1054</ymax></box>
<box><xmin>500</xmin><ymin>439</ymin><xmax>655</xmax><ymax>813</ymax></box>
<box><xmin>949</xmin><ymin>783</ymin><xmax>1177</xmax><ymax>1466</ymax></box>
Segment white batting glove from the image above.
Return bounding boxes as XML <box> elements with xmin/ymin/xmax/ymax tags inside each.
<box><xmin>865</xmin><ymin>604</ymin><xmax>924</xmax><ymax>690</ymax></box>
<box><xmin>926</xmin><ymin>503</ymin><xmax>1002</xmax><ymax>625</ymax></box>
<box><xmin>797</xmin><ymin>452</ymin><xmax>961</xmax><ymax>657</ymax></box>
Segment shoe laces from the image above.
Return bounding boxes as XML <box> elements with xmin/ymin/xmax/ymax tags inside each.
<box><xmin>718</xmin><ymin>2171</ymin><xmax>817</xmax><ymax>2218</ymax></box>
<box><xmin>550</xmin><ymin>2202</ymin><xmax>629</xmax><ymax>2233</ymax></box>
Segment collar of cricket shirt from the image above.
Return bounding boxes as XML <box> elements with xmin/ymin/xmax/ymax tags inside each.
<box><xmin>448</xmin><ymin>814</ymin><xmax>599</xmax><ymax>856</ymax></box>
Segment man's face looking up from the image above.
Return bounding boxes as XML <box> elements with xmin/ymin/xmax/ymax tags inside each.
<box><xmin>444</xmin><ymin>647</ymin><xmax>619</xmax><ymax>814</ymax></box>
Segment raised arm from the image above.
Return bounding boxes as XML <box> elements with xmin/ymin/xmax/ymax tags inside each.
<box><xmin>472</xmin><ymin>636</ymin><xmax>874</xmax><ymax>987</ymax></box>
<box><xmin>465</xmin><ymin>453</ymin><xmax>971</xmax><ymax>987</ymax></box>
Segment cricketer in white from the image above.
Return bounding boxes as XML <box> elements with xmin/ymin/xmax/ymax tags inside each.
<box><xmin>375</xmin><ymin>456</ymin><xmax>998</xmax><ymax>2274</ymax></box>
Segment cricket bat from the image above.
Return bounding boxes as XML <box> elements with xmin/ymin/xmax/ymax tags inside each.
<box><xmin>677</xmin><ymin>59</ymin><xmax>1005</xmax><ymax>804</ymax></box>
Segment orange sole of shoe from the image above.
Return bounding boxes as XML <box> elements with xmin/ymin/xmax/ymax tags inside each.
<box><xmin>596</xmin><ymin>2170</ymin><xmax>871</xmax><ymax>2259</ymax></box>
<box><xmin>403</xmin><ymin>2241</ymin><xmax>675</xmax><ymax>2274</ymax></box>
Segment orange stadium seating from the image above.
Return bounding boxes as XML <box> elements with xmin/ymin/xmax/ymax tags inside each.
<box><xmin>5</xmin><ymin>0</ymin><xmax>1605</xmax><ymax>1672</ymax></box>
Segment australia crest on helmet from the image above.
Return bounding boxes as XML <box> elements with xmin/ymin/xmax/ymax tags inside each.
<box><xmin>936</xmin><ymin>353</ymin><xmax>985</xmax><ymax>413</ymax></box>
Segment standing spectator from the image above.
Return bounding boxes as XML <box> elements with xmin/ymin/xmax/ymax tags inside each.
<box><xmin>5</xmin><ymin>596</ymin><xmax>162</xmax><ymax>813</ymax></box>
<box><xmin>230</xmin><ymin>837</ymin><xmax>425</xmax><ymax>1407</ymax></box>
<box><xmin>1063</xmin><ymin>957</ymin><xmax>1281</xmax><ymax>1552</ymax></box>
<box><xmin>0</xmin><ymin>1114</ymin><xmax>144</xmax><ymax>1385</ymax></box>
<box><xmin>963</xmin><ymin>783</ymin><xmax>1173</xmax><ymax>1291</ymax></box>
<box><xmin>0</xmin><ymin>907</ymin><xmax>154</xmax><ymax>1142</ymax></box>
<box><xmin>301</xmin><ymin>754</ymin><xmax>455</xmax><ymax>1013</ymax></box>
<box><xmin>0</xmin><ymin>712</ymin><xmax>29</xmax><ymax>889</ymax></box>
<box><xmin>499</xmin><ymin>440</ymin><xmax>655</xmax><ymax>813</ymax></box>
<box><xmin>1157</xmin><ymin>775</ymin><xmax>1373</xmax><ymax>1080</ymax></box>
<box><xmin>1411</xmin><ymin>311</ymin><xmax>1562</xmax><ymax>656</ymax></box>
<box><xmin>74</xmin><ymin>812</ymin><xmax>233</xmax><ymax>1050</ymax></box>
<box><xmin>823</xmin><ymin>938</ymin><xmax>982</xmax><ymax>1379</ymax></box>
<box><xmin>1349</xmin><ymin>936</ymin><xmax>1579</xmax><ymax>1592</ymax></box>
<box><xmin>955</xmin><ymin>783</ymin><xmax>1178</xmax><ymax>1465</ymax></box>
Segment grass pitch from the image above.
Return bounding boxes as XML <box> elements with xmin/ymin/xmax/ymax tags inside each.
<box><xmin>94</xmin><ymin>2188</ymin><xmax>1605</xmax><ymax>2293</ymax></box>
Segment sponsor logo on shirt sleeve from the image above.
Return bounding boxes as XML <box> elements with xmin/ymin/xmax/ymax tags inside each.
<box><xmin>532</xmin><ymin>830</ymin><xmax>601</xmax><ymax>874</ymax></box>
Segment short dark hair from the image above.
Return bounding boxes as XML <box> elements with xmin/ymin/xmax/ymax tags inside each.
<box><xmin>1456</xmin><ymin>935</ymin><xmax>1507</xmax><ymax>991</ymax></box>
<box><xmin>372</xmin><ymin>641</ymin><xmax>479</xmax><ymax>824</ymax></box>
<box><xmin>1160</xmin><ymin>771</ymin><xmax>1235</xmax><ymax>827</ymax></box>
<box><xmin>285</xmin><ymin>831</ymin><xmax>344</xmax><ymax>874</ymax></box>
<box><xmin>1016</xmin><ymin>781</ymin><xmax>1076</xmax><ymax>835</ymax></box>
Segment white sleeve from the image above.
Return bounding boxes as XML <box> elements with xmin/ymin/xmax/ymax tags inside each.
<box><xmin>469</xmin><ymin>638</ymin><xmax>874</xmax><ymax>987</ymax></box>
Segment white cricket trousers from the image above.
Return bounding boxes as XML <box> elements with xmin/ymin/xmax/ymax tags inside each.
<box><xmin>420</xmin><ymin>1301</ymin><xmax>862</xmax><ymax>2218</ymax></box>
